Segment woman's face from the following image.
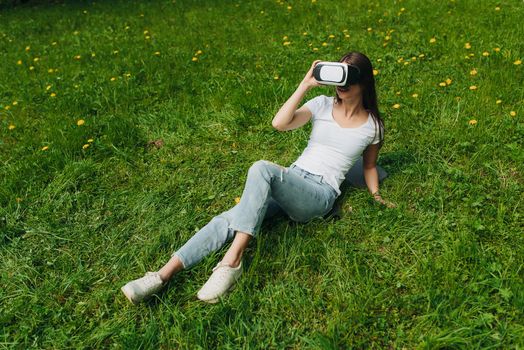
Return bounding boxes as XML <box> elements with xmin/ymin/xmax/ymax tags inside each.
<box><xmin>336</xmin><ymin>83</ymin><xmax>362</xmax><ymax>100</ymax></box>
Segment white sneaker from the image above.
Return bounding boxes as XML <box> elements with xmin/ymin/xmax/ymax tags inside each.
<box><xmin>121</xmin><ymin>272</ymin><xmax>164</xmax><ymax>304</ymax></box>
<box><xmin>197</xmin><ymin>262</ymin><xmax>243</xmax><ymax>303</ymax></box>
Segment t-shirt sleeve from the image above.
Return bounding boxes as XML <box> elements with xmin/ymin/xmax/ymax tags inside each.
<box><xmin>302</xmin><ymin>95</ymin><xmax>325</xmax><ymax>120</ymax></box>
<box><xmin>370</xmin><ymin>122</ymin><xmax>384</xmax><ymax>144</ymax></box>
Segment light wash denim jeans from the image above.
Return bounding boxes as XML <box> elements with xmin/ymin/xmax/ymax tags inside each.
<box><xmin>173</xmin><ymin>160</ymin><xmax>338</xmax><ymax>268</ymax></box>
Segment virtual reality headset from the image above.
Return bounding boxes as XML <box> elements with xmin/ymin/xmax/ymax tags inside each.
<box><xmin>313</xmin><ymin>62</ymin><xmax>361</xmax><ymax>88</ymax></box>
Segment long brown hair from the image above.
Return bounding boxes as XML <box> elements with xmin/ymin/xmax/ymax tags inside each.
<box><xmin>335</xmin><ymin>52</ymin><xmax>384</xmax><ymax>144</ymax></box>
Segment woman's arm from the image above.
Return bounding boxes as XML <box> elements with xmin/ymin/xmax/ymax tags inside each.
<box><xmin>363</xmin><ymin>143</ymin><xmax>396</xmax><ymax>208</ymax></box>
<box><xmin>272</xmin><ymin>60</ymin><xmax>321</xmax><ymax>131</ymax></box>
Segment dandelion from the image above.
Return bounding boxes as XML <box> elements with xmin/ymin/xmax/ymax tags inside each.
<box><xmin>514</xmin><ymin>60</ymin><xmax>522</xmax><ymax>65</ymax></box>
<box><xmin>397</xmin><ymin>57</ymin><xmax>404</xmax><ymax>63</ymax></box>
<box><xmin>125</xmin><ymin>25</ymin><xmax>130</xmax><ymax>30</ymax></box>
<box><xmin>283</xmin><ymin>41</ymin><xmax>291</xmax><ymax>46</ymax></box>
<box><xmin>470</xmin><ymin>68</ymin><xmax>478</xmax><ymax>75</ymax></box>
<box><xmin>145</xmin><ymin>35</ymin><xmax>151</xmax><ymax>40</ymax></box>
<box><xmin>113</xmin><ymin>50</ymin><xmax>119</xmax><ymax>55</ymax></box>
<box><xmin>468</xmin><ymin>119</ymin><xmax>477</xmax><ymax>125</ymax></box>
<box><xmin>393</xmin><ymin>104</ymin><xmax>400</xmax><ymax>109</ymax></box>
<box><xmin>344</xmin><ymin>34</ymin><xmax>350</xmax><ymax>38</ymax></box>
<box><xmin>41</xmin><ymin>146</ymin><xmax>49</xmax><ymax>151</ymax></box>
<box><xmin>48</xmin><ymin>68</ymin><xmax>54</xmax><ymax>73</ymax></box>
<box><xmin>82</xmin><ymin>144</ymin><xmax>90</xmax><ymax>150</ymax></box>
<box><xmin>322</xmin><ymin>42</ymin><xmax>328</xmax><ymax>47</ymax></box>
<box><xmin>196</xmin><ymin>50</ymin><xmax>203</xmax><ymax>55</ymax></box>
<box><xmin>510</xmin><ymin>111</ymin><xmax>516</xmax><ymax>117</ymax></box>
<box><xmin>287</xmin><ymin>5</ymin><xmax>292</xmax><ymax>10</ymax></box>
<box><xmin>5</xmin><ymin>106</ymin><xmax>11</xmax><ymax>110</ymax></box>
<box><xmin>46</xmin><ymin>85</ymin><xmax>52</xmax><ymax>91</ymax></box>
<box><xmin>110</xmin><ymin>77</ymin><xmax>116</xmax><ymax>81</ymax></box>
<box><xmin>469</xmin><ymin>85</ymin><xmax>477</xmax><ymax>90</ymax></box>
<box><xmin>419</xmin><ymin>53</ymin><xmax>425</xmax><ymax>58</ymax></box>
<box><xmin>495</xmin><ymin>6</ymin><xmax>500</xmax><ymax>11</ymax></box>
<box><xmin>74</xmin><ymin>55</ymin><xmax>81</xmax><ymax>60</ymax></box>
<box><xmin>73</xmin><ymin>31</ymin><xmax>79</xmax><ymax>35</ymax></box>
<box><xmin>52</xmin><ymin>41</ymin><xmax>57</xmax><ymax>45</ymax></box>
<box><xmin>33</xmin><ymin>57</ymin><xmax>39</xmax><ymax>62</ymax></box>
<box><xmin>373</xmin><ymin>69</ymin><xmax>379</xmax><ymax>76</ymax></box>
<box><xmin>12</xmin><ymin>101</ymin><xmax>18</xmax><ymax>106</ymax></box>
<box><xmin>192</xmin><ymin>57</ymin><xmax>198</xmax><ymax>62</ymax></box>
<box><xmin>302</xmin><ymin>32</ymin><xmax>308</xmax><ymax>36</ymax></box>
<box><xmin>439</xmin><ymin>82</ymin><xmax>447</xmax><ymax>87</ymax></box>
<box><xmin>367</xmin><ymin>27</ymin><xmax>372</xmax><ymax>32</ymax></box>
<box><xmin>25</xmin><ymin>46</ymin><xmax>30</xmax><ymax>51</ymax></box>
<box><xmin>77</xmin><ymin>119</ymin><xmax>85</xmax><ymax>126</ymax></box>
<box><xmin>312</xmin><ymin>47</ymin><xmax>318</xmax><ymax>51</ymax></box>
<box><xmin>411</xmin><ymin>56</ymin><xmax>417</xmax><ymax>61</ymax></box>
<box><xmin>404</xmin><ymin>61</ymin><xmax>410</xmax><ymax>65</ymax></box>
<box><xmin>17</xmin><ymin>60</ymin><xmax>22</xmax><ymax>65</ymax></box>
<box><xmin>496</xmin><ymin>100</ymin><xmax>502</xmax><ymax>104</ymax></box>
<box><xmin>87</xmin><ymin>138</ymin><xmax>94</xmax><ymax>143</ymax></box>
<box><xmin>29</xmin><ymin>66</ymin><xmax>34</xmax><ymax>71</ymax></box>
<box><xmin>412</xmin><ymin>93</ymin><xmax>419</xmax><ymax>98</ymax></box>
<box><xmin>124</xmin><ymin>73</ymin><xmax>131</xmax><ymax>78</ymax></box>
<box><xmin>50</xmin><ymin>92</ymin><xmax>56</xmax><ymax>97</ymax></box>
<box><xmin>328</xmin><ymin>34</ymin><xmax>335</xmax><ymax>38</ymax></box>
<box><xmin>8</xmin><ymin>124</ymin><xmax>16</xmax><ymax>130</ymax></box>
<box><xmin>429</xmin><ymin>37</ymin><xmax>436</xmax><ymax>43</ymax></box>
<box><xmin>482</xmin><ymin>51</ymin><xmax>489</xmax><ymax>57</ymax></box>
<box><xmin>493</xmin><ymin>47</ymin><xmax>500</xmax><ymax>52</ymax></box>
<box><xmin>91</xmin><ymin>52</ymin><xmax>96</xmax><ymax>57</ymax></box>
<box><xmin>469</xmin><ymin>53</ymin><xmax>474</xmax><ymax>57</ymax></box>
<box><xmin>16</xmin><ymin>197</ymin><xmax>23</xmax><ymax>203</ymax></box>
<box><xmin>446</xmin><ymin>78</ymin><xmax>452</xmax><ymax>85</ymax></box>
<box><xmin>235</xmin><ymin>197</ymin><xmax>241</xmax><ymax>204</ymax></box>
<box><xmin>464</xmin><ymin>42</ymin><xmax>471</xmax><ymax>49</ymax></box>
<box><xmin>143</xmin><ymin>30</ymin><xmax>149</xmax><ymax>35</ymax></box>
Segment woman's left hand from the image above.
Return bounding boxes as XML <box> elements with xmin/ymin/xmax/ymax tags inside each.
<box><xmin>373</xmin><ymin>193</ymin><xmax>396</xmax><ymax>208</ymax></box>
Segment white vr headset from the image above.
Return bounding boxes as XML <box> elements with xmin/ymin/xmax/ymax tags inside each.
<box><xmin>313</xmin><ymin>62</ymin><xmax>361</xmax><ymax>88</ymax></box>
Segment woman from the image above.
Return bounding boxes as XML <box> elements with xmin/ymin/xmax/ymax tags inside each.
<box><xmin>121</xmin><ymin>51</ymin><xmax>394</xmax><ymax>304</ymax></box>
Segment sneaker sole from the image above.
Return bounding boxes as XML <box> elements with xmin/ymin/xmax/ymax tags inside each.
<box><xmin>197</xmin><ymin>282</ymin><xmax>238</xmax><ymax>304</ymax></box>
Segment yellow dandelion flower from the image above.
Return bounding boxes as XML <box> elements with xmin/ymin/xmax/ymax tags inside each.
<box><xmin>412</xmin><ymin>93</ymin><xmax>419</xmax><ymax>98</ymax></box>
<box><xmin>446</xmin><ymin>78</ymin><xmax>452</xmax><ymax>85</ymax></box>
<box><xmin>25</xmin><ymin>46</ymin><xmax>30</xmax><ymax>51</ymax></box>
<box><xmin>110</xmin><ymin>77</ymin><xmax>116</xmax><ymax>81</ymax></box>
<box><xmin>143</xmin><ymin>30</ymin><xmax>149</xmax><ymax>35</ymax></box>
<box><xmin>192</xmin><ymin>57</ymin><xmax>198</xmax><ymax>62</ymax></box>
<box><xmin>125</xmin><ymin>25</ymin><xmax>130</xmax><ymax>30</ymax></box>
<box><xmin>74</xmin><ymin>55</ymin><xmax>81</xmax><ymax>60</ymax></box>
<box><xmin>367</xmin><ymin>27</ymin><xmax>373</xmax><ymax>32</ymax></box>
<box><xmin>77</xmin><ymin>119</ymin><xmax>85</xmax><ymax>126</ymax></box>
<box><xmin>17</xmin><ymin>60</ymin><xmax>22</xmax><ymax>65</ymax></box>
<box><xmin>411</xmin><ymin>56</ymin><xmax>417</xmax><ymax>61</ymax></box>
<box><xmin>91</xmin><ymin>52</ymin><xmax>96</xmax><ymax>57</ymax></box>
<box><xmin>12</xmin><ymin>101</ymin><xmax>18</xmax><ymax>106</ymax></box>
<box><xmin>495</xmin><ymin>6</ymin><xmax>500</xmax><ymax>11</ymax></box>
<box><xmin>145</xmin><ymin>35</ymin><xmax>151</xmax><ymax>40</ymax></box>
<box><xmin>46</xmin><ymin>85</ymin><xmax>52</xmax><ymax>91</ymax></box>
<box><xmin>29</xmin><ymin>66</ymin><xmax>34</xmax><ymax>71</ymax></box>
<box><xmin>50</xmin><ymin>92</ymin><xmax>56</xmax><ymax>97</ymax></box>
<box><xmin>393</xmin><ymin>104</ymin><xmax>400</xmax><ymax>109</ymax></box>
<box><xmin>464</xmin><ymin>42</ymin><xmax>471</xmax><ymax>49</ymax></box>
<box><xmin>510</xmin><ymin>111</ymin><xmax>516</xmax><ymax>117</ymax></box>
<box><xmin>196</xmin><ymin>50</ymin><xmax>203</xmax><ymax>55</ymax></box>
<box><xmin>312</xmin><ymin>47</ymin><xmax>318</xmax><ymax>51</ymax></box>
<box><xmin>87</xmin><ymin>138</ymin><xmax>94</xmax><ymax>143</ymax></box>
<box><xmin>52</xmin><ymin>41</ymin><xmax>57</xmax><ymax>45</ymax></box>
<box><xmin>429</xmin><ymin>37</ymin><xmax>436</xmax><ymax>43</ymax></box>
<box><xmin>82</xmin><ymin>144</ymin><xmax>90</xmax><ymax>150</ymax></box>
<box><xmin>397</xmin><ymin>57</ymin><xmax>404</xmax><ymax>63</ymax></box>
<box><xmin>154</xmin><ymin>51</ymin><xmax>160</xmax><ymax>56</ymax></box>
<box><xmin>496</xmin><ymin>100</ymin><xmax>502</xmax><ymax>104</ymax></box>
<box><xmin>274</xmin><ymin>75</ymin><xmax>280</xmax><ymax>80</ymax></box>
<box><xmin>311</xmin><ymin>0</ymin><xmax>316</xmax><ymax>3</ymax></box>
<box><xmin>8</xmin><ymin>124</ymin><xmax>15</xmax><ymax>130</ymax></box>
<box><xmin>439</xmin><ymin>82</ymin><xmax>447</xmax><ymax>87</ymax></box>
<box><xmin>113</xmin><ymin>50</ymin><xmax>119</xmax><ymax>55</ymax></box>
<box><xmin>514</xmin><ymin>60</ymin><xmax>522</xmax><ymax>65</ymax></box>
<box><xmin>322</xmin><ymin>42</ymin><xmax>328</xmax><ymax>47</ymax></box>
<box><xmin>283</xmin><ymin>41</ymin><xmax>291</xmax><ymax>46</ymax></box>
<box><xmin>469</xmin><ymin>85</ymin><xmax>478</xmax><ymax>90</ymax></box>
<box><xmin>468</xmin><ymin>119</ymin><xmax>477</xmax><ymax>125</ymax></box>
<box><xmin>482</xmin><ymin>51</ymin><xmax>489</xmax><ymax>57</ymax></box>
<box><xmin>124</xmin><ymin>73</ymin><xmax>131</xmax><ymax>77</ymax></box>
<box><xmin>373</xmin><ymin>69</ymin><xmax>379</xmax><ymax>76</ymax></box>
<box><xmin>235</xmin><ymin>197</ymin><xmax>241</xmax><ymax>204</ymax></box>
<box><xmin>287</xmin><ymin>5</ymin><xmax>292</xmax><ymax>10</ymax></box>
<box><xmin>344</xmin><ymin>34</ymin><xmax>350</xmax><ymax>38</ymax></box>
<box><xmin>400</xmin><ymin>7</ymin><xmax>405</xmax><ymax>12</ymax></box>
<box><xmin>328</xmin><ymin>34</ymin><xmax>335</xmax><ymax>38</ymax></box>
<box><xmin>48</xmin><ymin>68</ymin><xmax>54</xmax><ymax>73</ymax></box>
<box><xmin>73</xmin><ymin>31</ymin><xmax>79</xmax><ymax>35</ymax></box>
<box><xmin>470</xmin><ymin>69</ymin><xmax>478</xmax><ymax>75</ymax></box>
<box><xmin>469</xmin><ymin>53</ymin><xmax>475</xmax><ymax>57</ymax></box>
<box><xmin>493</xmin><ymin>47</ymin><xmax>500</xmax><ymax>52</ymax></box>
<box><xmin>419</xmin><ymin>54</ymin><xmax>425</xmax><ymax>58</ymax></box>
<box><xmin>5</xmin><ymin>106</ymin><xmax>11</xmax><ymax>110</ymax></box>
<box><xmin>33</xmin><ymin>57</ymin><xmax>39</xmax><ymax>62</ymax></box>
<box><xmin>16</xmin><ymin>197</ymin><xmax>23</xmax><ymax>203</ymax></box>
<box><xmin>41</xmin><ymin>146</ymin><xmax>49</xmax><ymax>151</ymax></box>
<box><xmin>404</xmin><ymin>61</ymin><xmax>410</xmax><ymax>65</ymax></box>
<box><xmin>303</xmin><ymin>32</ymin><xmax>308</xmax><ymax>36</ymax></box>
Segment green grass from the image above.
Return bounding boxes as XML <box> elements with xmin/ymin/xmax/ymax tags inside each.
<box><xmin>1</xmin><ymin>0</ymin><xmax>523</xmax><ymax>348</ymax></box>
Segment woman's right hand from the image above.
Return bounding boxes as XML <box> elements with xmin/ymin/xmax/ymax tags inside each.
<box><xmin>299</xmin><ymin>60</ymin><xmax>322</xmax><ymax>90</ymax></box>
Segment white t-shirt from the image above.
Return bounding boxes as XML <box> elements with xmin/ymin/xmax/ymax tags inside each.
<box><xmin>291</xmin><ymin>95</ymin><xmax>382</xmax><ymax>195</ymax></box>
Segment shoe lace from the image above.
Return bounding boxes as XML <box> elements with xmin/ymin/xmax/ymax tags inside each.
<box><xmin>143</xmin><ymin>272</ymin><xmax>161</xmax><ymax>288</ymax></box>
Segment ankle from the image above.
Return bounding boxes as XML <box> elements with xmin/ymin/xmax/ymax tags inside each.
<box><xmin>221</xmin><ymin>257</ymin><xmax>242</xmax><ymax>268</ymax></box>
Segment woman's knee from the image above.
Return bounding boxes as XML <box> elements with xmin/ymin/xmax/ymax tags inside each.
<box><xmin>248</xmin><ymin>160</ymin><xmax>282</xmax><ymax>180</ymax></box>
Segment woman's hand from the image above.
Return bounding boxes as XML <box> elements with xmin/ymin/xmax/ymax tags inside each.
<box><xmin>299</xmin><ymin>60</ymin><xmax>322</xmax><ymax>91</ymax></box>
<box><xmin>372</xmin><ymin>192</ymin><xmax>396</xmax><ymax>208</ymax></box>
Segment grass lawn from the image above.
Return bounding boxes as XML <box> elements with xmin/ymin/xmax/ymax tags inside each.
<box><xmin>1</xmin><ymin>0</ymin><xmax>523</xmax><ymax>348</ymax></box>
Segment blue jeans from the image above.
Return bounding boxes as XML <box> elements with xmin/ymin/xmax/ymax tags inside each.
<box><xmin>173</xmin><ymin>160</ymin><xmax>338</xmax><ymax>268</ymax></box>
